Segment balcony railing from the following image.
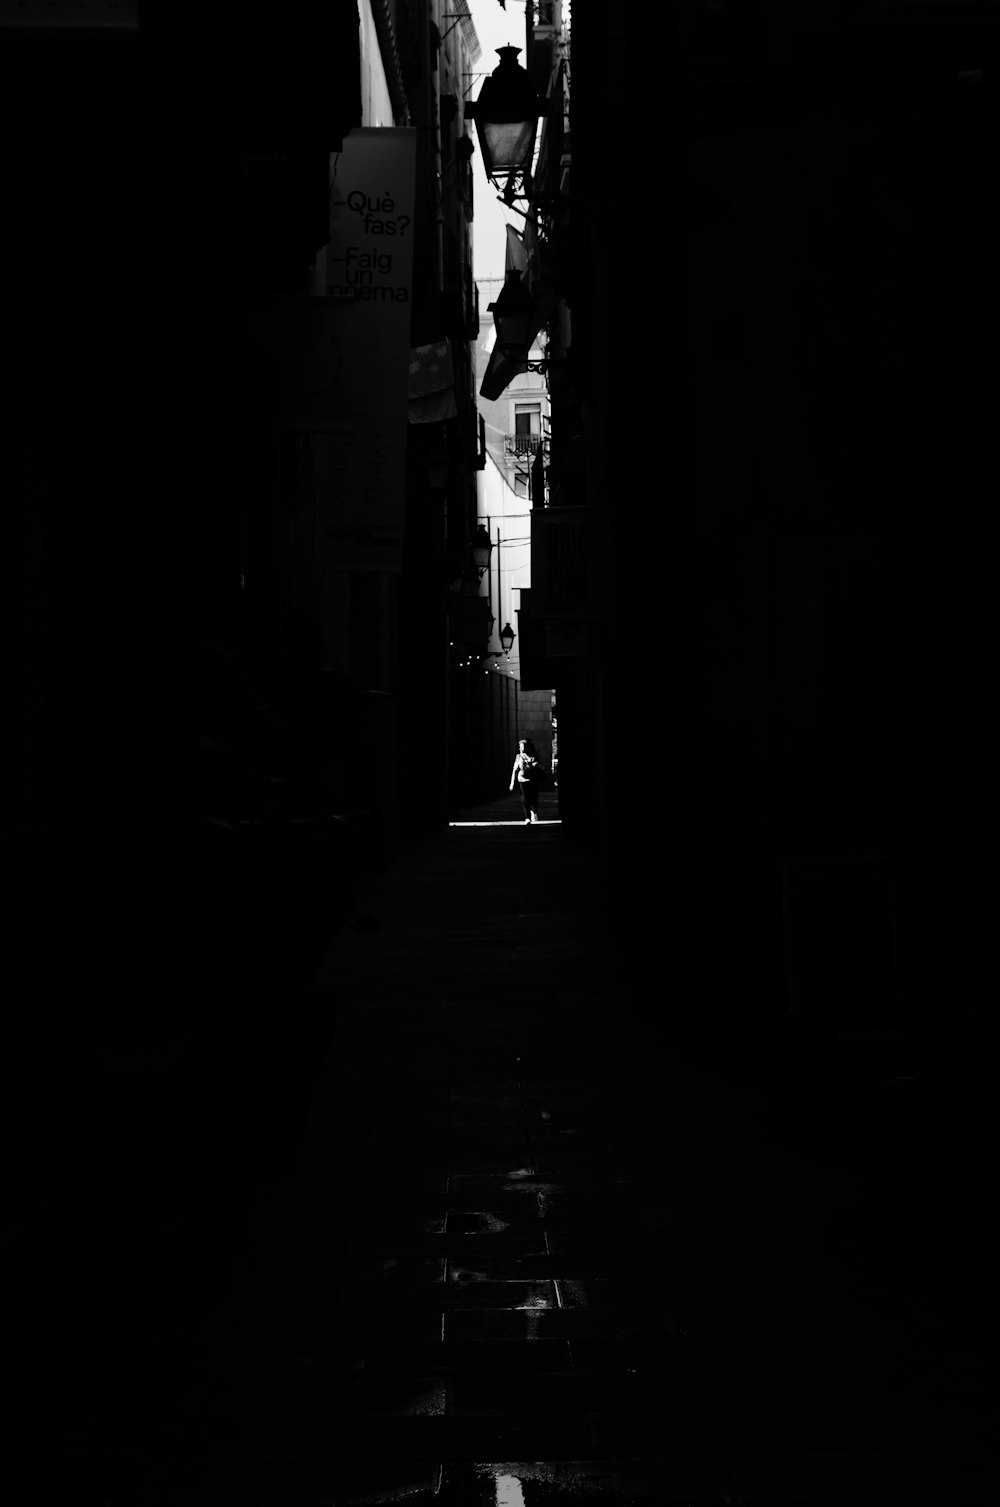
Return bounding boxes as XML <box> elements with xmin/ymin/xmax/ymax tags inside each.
<box><xmin>504</xmin><ymin>433</ymin><xmax>544</xmax><ymax>459</ymax></box>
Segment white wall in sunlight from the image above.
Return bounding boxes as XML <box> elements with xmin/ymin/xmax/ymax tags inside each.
<box><xmin>478</xmin><ymin>452</ymin><xmax>531</xmax><ymax>684</ymax></box>
<box><xmin>358</xmin><ymin>0</ymin><xmax>395</xmax><ymax>127</ymax></box>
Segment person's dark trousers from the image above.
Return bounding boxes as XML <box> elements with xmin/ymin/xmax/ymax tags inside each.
<box><xmin>519</xmin><ymin>782</ymin><xmax>539</xmax><ymax>820</ymax></box>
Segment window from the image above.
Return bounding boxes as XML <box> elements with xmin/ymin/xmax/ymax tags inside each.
<box><xmin>514</xmin><ymin>403</ymin><xmax>541</xmax><ymax>438</ymax></box>
<box><xmin>508</xmin><ymin>404</ymin><xmax>543</xmax><ymax>462</ymax></box>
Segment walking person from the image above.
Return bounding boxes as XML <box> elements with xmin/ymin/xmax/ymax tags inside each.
<box><xmin>510</xmin><ymin>737</ymin><xmax>543</xmax><ymax>824</ymax></box>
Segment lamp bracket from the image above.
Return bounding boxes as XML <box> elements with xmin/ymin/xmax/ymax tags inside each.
<box><xmin>440</xmin><ymin>14</ymin><xmax>466</xmax><ymax>44</ymax></box>
<box><xmin>498</xmin><ymin>191</ymin><xmax>567</xmax><ymax>224</ymax></box>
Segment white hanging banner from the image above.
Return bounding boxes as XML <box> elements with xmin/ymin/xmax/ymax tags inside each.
<box><xmin>318</xmin><ymin>127</ymin><xmax>417</xmax><ymax>572</ymax></box>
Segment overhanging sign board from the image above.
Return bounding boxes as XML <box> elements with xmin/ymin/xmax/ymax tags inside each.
<box><xmin>317</xmin><ymin>126</ymin><xmax>417</xmax><ymax>572</ymax></box>
<box><xmin>530</xmin><ymin>506</ymin><xmax>601</xmax><ymax>618</ymax></box>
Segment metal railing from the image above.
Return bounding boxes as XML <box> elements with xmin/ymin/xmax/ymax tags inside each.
<box><xmin>504</xmin><ymin>433</ymin><xmax>544</xmax><ymax>459</ymax></box>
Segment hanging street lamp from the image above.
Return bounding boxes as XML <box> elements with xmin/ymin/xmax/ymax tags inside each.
<box><xmin>488</xmin><ymin>270</ymin><xmax>539</xmax><ymax>360</ymax></box>
<box><xmin>488</xmin><ymin>268</ymin><xmax>556</xmax><ymax>373</ymax></box>
<box><xmin>483</xmin><ymin>621</ymin><xmax>516</xmax><ymax>662</ymax></box>
<box><xmin>465</xmin><ymin>45</ymin><xmax>547</xmax><ymax>207</ymax></box>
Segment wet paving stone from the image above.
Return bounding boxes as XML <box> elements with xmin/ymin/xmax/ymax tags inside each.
<box><xmin>445</xmin><ymin>1233</ymin><xmax>550</xmax><ymax>1259</ymax></box>
<box><xmin>235</xmin><ymin>1461</ymin><xmax>443</xmax><ymax>1506</ymax></box>
<box><xmin>330</xmin><ymin>1374</ymin><xmax>450</xmax><ymax>1416</ymax></box>
<box><xmin>340</xmin><ymin>1339</ymin><xmax>574</xmax><ymax>1375</ymax></box>
<box><xmin>443</xmin><ymin>1279</ymin><xmax>558</xmax><ymax>1310</ymax></box>
<box><xmin>440</xmin><ymin>1303</ymin><xmax>683</xmax><ymax>1344</ymax></box>
<box><xmin>312</xmin><ymin>1412</ymin><xmax>600</xmax><ymax>1463</ymax></box>
<box><xmin>448</xmin><ymin>1254</ymin><xmax>555</xmax><ymax>1282</ymax></box>
<box><xmin>450</xmin><ymin>1370</ymin><xmax>702</xmax><ymax>1417</ymax></box>
<box><xmin>443</xmin><ymin>1307</ymin><xmax>580</xmax><ymax>1341</ymax></box>
<box><xmin>446</xmin><ymin>1177</ymin><xmax>547</xmax><ymax>1206</ymax></box>
<box><xmin>445</xmin><ymin>1207</ymin><xmax>542</xmax><ymax>1235</ymax></box>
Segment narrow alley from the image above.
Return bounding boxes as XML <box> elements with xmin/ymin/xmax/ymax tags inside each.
<box><xmin>15</xmin><ymin>4</ymin><xmax>1000</xmax><ymax>1502</ymax></box>
<box><xmin>105</xmin><ymin>785</ymin><xmax>999</xmax><ymax>1504</ymax></box>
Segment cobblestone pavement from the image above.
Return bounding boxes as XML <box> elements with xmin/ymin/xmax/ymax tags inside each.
<box><xmin>62</xmin><ymin>787</ymin><xmax>999</xmax><ymax>1502</ymax></box>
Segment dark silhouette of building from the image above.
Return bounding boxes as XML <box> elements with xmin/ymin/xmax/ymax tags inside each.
<box><xmin>537</xmin><ymin>0</ymin><xmax>999</xmax><ymax>1080</ymax></box>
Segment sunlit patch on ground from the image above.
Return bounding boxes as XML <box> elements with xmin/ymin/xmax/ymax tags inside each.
<box><xmin>476</xmin><ymin>1461</ymin><xmax>676</xmax><ymax>1498</ymax></box>
<box><xmin>458</xmin><ymin>1211</ymin><xmax>509</xmax><ymax>1232</ymax></box>
<box><xmin>493</xmin><ymin>1473</ymin><xmax>526</xmax><ymax>1506</ymax></box>
<box><xmin>514</xmin><ymin>1292</ymin><xmax>555</xmax><ymax>1310</ymax></box>
<box><xmin>449</xmin><ymin>819</ymin><xmax>562</xmax><ymax>827</ymax></box>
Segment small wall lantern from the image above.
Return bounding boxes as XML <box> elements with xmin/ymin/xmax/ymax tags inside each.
<box><xmin>471</xmin><ymin>523</ymin><xmax>493</xmax><ymax>576</ymax></box>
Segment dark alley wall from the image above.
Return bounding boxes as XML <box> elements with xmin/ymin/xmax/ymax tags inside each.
<box><xmin>8</xmin><ymin>6</ymin><xmax>368</xmax><ymax>1225</ymax></box>
<box><xmin>565</xmin><ymin>1</ymin><xmax>1000</xmax><ymax>1077</ymax></box>
<box><xmin>7</xmin><ymin>21</ymin><xmax>205</xmax><ymax>1222</ymax></box>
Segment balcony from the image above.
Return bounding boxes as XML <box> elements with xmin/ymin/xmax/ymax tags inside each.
<box><xmin>504</xmin><ymin>433</ymin><xmax>544</xmax><ymax>460</ymax></box>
